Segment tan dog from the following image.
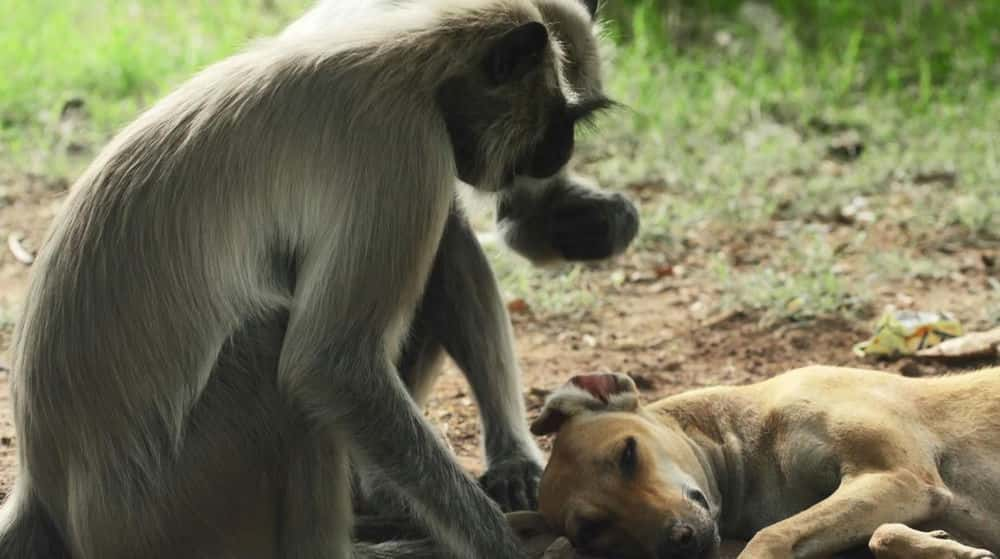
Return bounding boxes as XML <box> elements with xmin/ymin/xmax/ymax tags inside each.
<box><xmin>525</xmin><ymin>366</ymin><xmax>1000</xmax><ymax>559</ymax></box>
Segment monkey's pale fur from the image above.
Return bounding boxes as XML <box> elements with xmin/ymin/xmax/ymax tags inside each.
<box><xmin>280</xmin><ymin>1</ymin><xmax>622</xmax><ymax>524</ymax></box>
<box><xmin>0</xmin><ymin>0</ymin><xmax>600</xmax><ymax>557</ymax></box>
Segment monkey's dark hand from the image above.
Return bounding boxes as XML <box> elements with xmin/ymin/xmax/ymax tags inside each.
<box><xmin>480</xmin><ymin>456</ymin><xmax>543</xmax><ymax>512</ymax></box>
<box><xmin>498</xmin><ymin>174</ymin><xmax>639</xmax><ymax>264</ymax></box>
<box><xmin>547</xmin><ymin>189</ymin><xmax>638</xmax><ymax>261</ymax></box>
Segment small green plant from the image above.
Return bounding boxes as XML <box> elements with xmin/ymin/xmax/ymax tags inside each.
<box><xmin>578</xmin><ymin>0</ymin><xmax>1000</xmax><ymax>246</ymax></box>
<box><xmin>711</xmin><ymin>231</ymin><xmax>870</xmax><ymax>324</ymax></box>
<box><xmin>1</xmin><ymin>0</ymin><xmax>312</xmax><ymax>173</ymax></box>
<box><xmin>483</xmin><ymin>243</ymin><xmax>598</xmax><ymax>317</ymax></box>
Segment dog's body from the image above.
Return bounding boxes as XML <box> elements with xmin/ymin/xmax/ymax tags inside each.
<box><xmin>530</xmin><ymin>366</ymin><xmax>1000</xmax><ymax>559</ymax></box>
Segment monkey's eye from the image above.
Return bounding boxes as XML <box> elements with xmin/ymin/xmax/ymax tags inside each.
<box><xmin>619</xmin><ymin>436</ymin><xmax>638</xmax><ymax>477</ymax></box>
<box><xmin>575</xmin><ymin>517</ymin><xmax>610</xmax><ymax>549</ymax></box>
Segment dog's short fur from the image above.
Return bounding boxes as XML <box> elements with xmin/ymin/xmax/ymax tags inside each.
<box><xmin>526</xmin><ymin>366</ymin><xmax>1000</xmax><ymax>559</ymax></box>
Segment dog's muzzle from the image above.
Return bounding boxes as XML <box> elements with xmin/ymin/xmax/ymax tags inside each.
<box><xmin>655</xmin><ymin>520</ymin><xmax>718</xmax><ymax>559</ymax></box>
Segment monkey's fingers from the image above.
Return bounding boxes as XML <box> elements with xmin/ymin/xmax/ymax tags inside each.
<box><xmin>548</xmin><ymin>193</ymin><xmax>638</xmax><ymax>261</ymax></box>
<box><xmin>480</xmin><ymin>459</ymin><xmax>542</xmax><ymax>512</ymax></box>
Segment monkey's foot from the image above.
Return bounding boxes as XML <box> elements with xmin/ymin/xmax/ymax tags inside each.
<box><xmin>481</xmin><ymin>456</ymin><xmax>543</xmax><ymax>512</ymax></box>
<box><xmin>869</xmin><ymin>523</ymin><xmax>996</xmax><ymax>559</ymax></box>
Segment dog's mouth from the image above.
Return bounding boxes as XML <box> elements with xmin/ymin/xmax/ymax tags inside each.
<box><xmin>703</xmin><ymin>526</ymin><xmax>723</xmax><ymax>559</ymax></box>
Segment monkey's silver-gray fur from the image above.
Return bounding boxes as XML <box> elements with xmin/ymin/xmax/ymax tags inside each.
<box><xmin>286</xmin><ymin>0</ymin><xmax>636</xmax><ymax>522</ymax></box>
<box><xmin>0</xmin><ymin>0</ymin><xmax>617</xmax><ymax>557</ymax></box>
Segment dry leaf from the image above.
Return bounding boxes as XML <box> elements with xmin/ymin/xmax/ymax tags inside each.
<box><xmin>507</xmin><ymin>298</ymin><xmax>531</xmax><ymax>314</ymax></box>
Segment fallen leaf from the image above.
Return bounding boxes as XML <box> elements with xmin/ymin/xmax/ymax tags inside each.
<box><xmin>507</xmin><ymin>298</ymin><xmax>531</xmax><ymax>314</ymax></box>
<box><xmin>654</xmin><ymin>265</ymin><xmax>674</xmax><ymax>278</ymax></box>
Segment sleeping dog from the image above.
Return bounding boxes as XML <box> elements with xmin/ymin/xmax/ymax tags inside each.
<box><xmin>521</xmin><ymin>366</ymin><xmax>999</xmax><ymax>559</ymax></box>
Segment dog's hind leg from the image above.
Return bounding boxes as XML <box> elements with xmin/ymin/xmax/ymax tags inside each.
<box><xmin>739</xmin><ymin>470</ymin><xmax>952</xmax><ymax>559</ymax></box>
<box><xmin>869</xmin><ymin>524</ymin><xmax>996</xmax><ymax>559</ymax></box>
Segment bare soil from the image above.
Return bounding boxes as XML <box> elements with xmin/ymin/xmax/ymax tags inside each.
<box><xmin>0</xmin><ymin>171</ymin><xmax>997</xmax><ymax>557</ymax></box>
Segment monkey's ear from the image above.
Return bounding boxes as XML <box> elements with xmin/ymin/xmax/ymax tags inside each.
<box><xmin>530</xmin><ymin>373</ymin><xmax>640</xmax><ymax>436</ymax></box>
<box><xmin>582</xmin><ymin>0</ymin><xmax>599</xmax><ymax>17</ymax></box>
<box><xmin>486</xmin><ymin>21</ymin><xmax>549</xmax><ymax>85</ymax></box>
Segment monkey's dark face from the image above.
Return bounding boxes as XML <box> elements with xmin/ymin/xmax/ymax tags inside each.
<box><xmin>436</xmin><ymin>5</ymin><xmax>611</xmax><ymax>191</ymax></box>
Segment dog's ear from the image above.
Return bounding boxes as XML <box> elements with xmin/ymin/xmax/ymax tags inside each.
<box><xmin>530</xmin><ymin>373</ymin><xmax>640</xmax><ymax>436</ymax></box>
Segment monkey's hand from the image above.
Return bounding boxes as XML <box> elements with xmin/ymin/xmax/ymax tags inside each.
<box><xmin>547</xmin><ymin>188</ymin><xmax>638</xmax><ymax>261</ymax></box>
<box><xmin>480</xmin><ymin>454</ymin><xmax>544</xmax><ymax>512</ymax></box>
<box><xmin>497</xmin><ymin>174</ymin><xmax>639</xmax><ymax>264</ymax></box>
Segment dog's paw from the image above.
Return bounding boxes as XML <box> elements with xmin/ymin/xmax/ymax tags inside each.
<box><xmin>481</xmin><ymin>456</ymin><xmax>543</xmax><ymax>512</ymax></box>
<box><xmin>870</xmin><ymin>523</ymin><xmax>996</xmax><ymax>559</ymax></box>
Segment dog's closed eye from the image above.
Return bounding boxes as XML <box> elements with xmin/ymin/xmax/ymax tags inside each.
<box><xmin>619</xmin><ymin>436</ymin><xmax>638</xmax><ymax>478</ymax></box>
<box><xmin>687</xmin><ymin>488</ymin><xmax>710</xmax><ymax>511</ymax></box>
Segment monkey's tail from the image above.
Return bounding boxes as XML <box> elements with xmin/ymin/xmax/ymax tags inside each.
<box><xmin>0</xmin><ymin>485</ymin><xmax>71</xmax><ymax>559</ymax></box>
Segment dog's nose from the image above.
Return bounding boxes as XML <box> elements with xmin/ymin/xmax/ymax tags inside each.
<box><xmin>655</xmin><ymin>522</ymin><xmax>699</xmax><ymax>559</ymax></box>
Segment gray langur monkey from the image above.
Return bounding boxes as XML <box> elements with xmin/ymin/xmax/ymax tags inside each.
<box><xmin>0</xmin><ymin>0</ymin><xmax>624</xmax><ymax>558</ymax></box>
<box><xmin>282</xmin><ymin>0</ymin><xmax>639</xmax><ymax>521</ymax></box>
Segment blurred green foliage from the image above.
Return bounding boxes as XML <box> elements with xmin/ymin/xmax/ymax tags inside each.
<box><xmin>1</xmin><ymin>0</ymin><xmax>997</xmax><ymax>320</ymax></box>
<box><xmin>604</xmin><ymin>0</ymin><xmax>999</xmax><ymax>101</ymax></box>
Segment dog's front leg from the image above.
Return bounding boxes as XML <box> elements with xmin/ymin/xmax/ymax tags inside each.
<box><xmin>869</xmin><ymin>524</ymin><xmax>996</xmax><ymax>559</ymax></box>
<box><xmin>739</xmin><ymin>470</ymin><xmax>951</xmax><ymax>559</ymax></box>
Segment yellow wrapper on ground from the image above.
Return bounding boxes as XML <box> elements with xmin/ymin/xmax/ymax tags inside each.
<box><xmin>853</xmin><ymin>310</ymin><xmax>964</xmax><ymax>358</ymax></box>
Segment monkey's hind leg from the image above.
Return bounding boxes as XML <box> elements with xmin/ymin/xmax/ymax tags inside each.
<box><xmin>279</xmin><ymin>424</ymin><xmax>355</xmax><ymax>559</ymax></box>
<box><xmin>0</xmin><ymin>482</ymin><xmax>72</xmax><ymax>559</ymax></box>
<box><xmin>54</xmin><ymin>316</ymin><xmax>289</xmax><ymax>559</ymax></box>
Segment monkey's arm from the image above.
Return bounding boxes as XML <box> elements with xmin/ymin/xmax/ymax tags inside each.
<box><xmin>496</xmin><ymin>171</ymin><xmax>639</xmax><ymax>264</ymax></box>
<box><xmin>280</xmin><ymin>240</ymin><xmax>526</xmax><ymax>559</ymax></box>
<box><xmin>417</xmin><ymin>208</ymin><xmax>544</xmax><ymax>511</ymax></box>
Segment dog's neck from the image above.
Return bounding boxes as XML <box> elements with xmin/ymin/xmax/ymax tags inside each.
<box><xmin>646</xmin><ymin>390</ymin><xmax>756</xmax><ymax>536</ymax></box>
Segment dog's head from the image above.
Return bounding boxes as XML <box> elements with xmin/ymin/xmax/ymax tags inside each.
<box><xmin>532</xmin><ymin>373</ymin><xmax>720</xmax><ymax>559</ymax></box>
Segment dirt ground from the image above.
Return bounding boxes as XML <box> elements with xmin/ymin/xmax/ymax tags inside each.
<box><xmin>0</xmin><ymin>171</ymin><xmax>998</xmax><ymax>557</ymax></box>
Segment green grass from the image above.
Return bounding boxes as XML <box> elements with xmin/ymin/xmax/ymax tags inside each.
<box><xmin>572</xmin><ymin>0</ymin><xmax>1000</xmax><ymax>321</ymax></box>
<box><xmin>483</xmin><ymin>241</ymin><xmax>599</xmax><ymax>316</ymax></box>
<box><xmin>710</xmin><ymin>229</ymin><xmax>871</xmax><ymax>325</ymax></box>
<box><xmin>0</xmin><ymin>0</ymin><xmax>311</xmax><ymax>172</ymax></box>
<box><xmin>1</xmin><ymin>0</ymin><xmax>998</xmax><ymax>321</ymax></box>
<box><xmin>584</xmin><ymin>0</ymin><xmax>1000</xmax><ymax>234</ymax></box>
